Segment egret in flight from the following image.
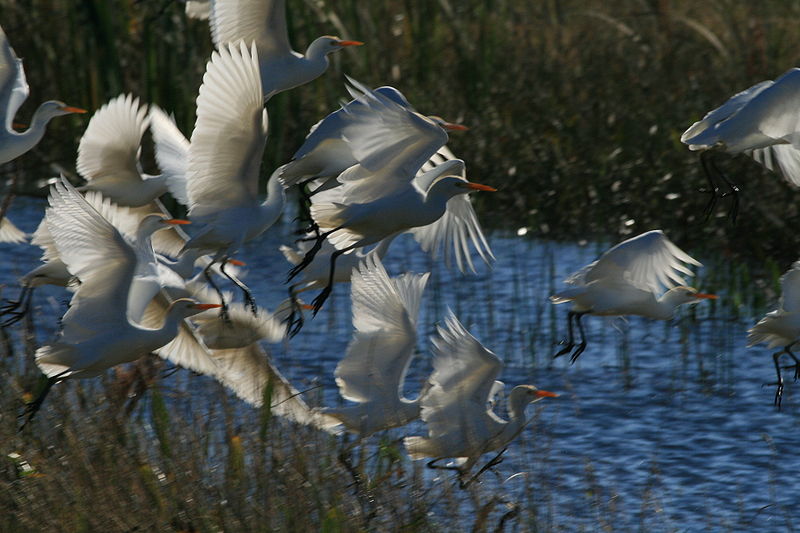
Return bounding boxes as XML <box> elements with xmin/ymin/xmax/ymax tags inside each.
<box><xmin>404</xmin><ymin>312</ymin><xmax>557</xmax><ymax>487</ymax></box>
<box><xmin>550</xmin><ymin>230</ymin><xmax>716</xmax><ymax>362</ymax></box>
<box><xmin>748</xmin><ymin>260</ymin><xmax>800</xmax><ymax>407</ymax></box>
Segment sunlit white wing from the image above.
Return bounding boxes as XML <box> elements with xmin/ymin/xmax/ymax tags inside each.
<box><xmin>421</xmin><ymin>312</ymin><xmax>505</xmax><ymax>440</ymax></box>
<box><xmin>565</xmin><ymin>230</ymin><xmax>700</xmax><ymax>294</ymax></box>
<box><xmin>0</xmin><ymin>216</ymin><xmax>27</xmax><ymax>243</ymax></box>
<box><xmin>76</xmin><ymin>94</ymin><xmax>148</xmax><ymax>184</ymax></box>
<box><xmin>410</xmin><ymin>156</ymin><xmax>494</xmax><ymax>273</ymax></box>
<box><xmin>187</xmin><ymin>42</ymin><xmax>267</xmax><ymax>214</ymax></box>
<box><xmin>210</xmin><ymin>0</ymin><xmax>291</xmax><ymax>58</ymax></box>
<box><xmin>779</xmin><ymin>261</ymin><xmax>800</xmax><ymax>313</ymax></box>
<box><xmin>681</xmin><ymin>79</ymin><xmax>772</xmax><ymax>149</ymax></box>
<box><xmin>334</xmin><ymin>255</ymin><xmax>429</xmax><ymax>403</ymax></box>
<box><xmin>0</xmin><ymin>24</ymin><xmax>29</xmax><ymax>132</ymax></box>
<box><xmin>281</xmin><ymin>86</ymin><xmax>415</xmax><ymax>187</ymax></box>
<box><xmin>149</xmin><ymin>105</ymin><xmax>190</xmax><ymax>205</ymax></box>
<box><xmin>335</xmin><ymin>78</ymin><xmax>448</xmax><ymax>202</ymax></box>
<box><xmin>748</xmin><ymin>144</ymin><xmax>800</xmax><ymax>187</ymax></box>
<box><xmin>31</xmin><ymin>217</ymin><xmax>58</xmax><ymax>261</ymax></box>
<box><xmin>46</xmin><ymin>178</ymin><xmax>136</xmax><ymax>343</ymax></box>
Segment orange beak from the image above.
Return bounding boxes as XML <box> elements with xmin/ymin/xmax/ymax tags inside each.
<box><xmin>62</xmin><ymin>106</ymin><xmax>87</xmax><ymax>114</ymax></box>
<box><xmin>12</xmin><ymin>122</ymin><xmax>26</xmax><ymax>130</ymax></box>
<box><xmin>535</xmin><ymin>390</ymin><xmax>559</xmax><ymax>398</ymax></box>
<box><xmin>337</xmin><ymin>40</ymin><xmax>364</xmax><ymax>47</ymax></box>
<box><xmin>442</xmin><ymin>122</ymin><xmax>469</xmax><ymax>131</ymax></box>
<box><xmin>192</xmin><ymin>303</ymin><xmax>223</xmax><ymax>310</ymax></box>
<box><xmin>162</xmin><ymin>218</ymin><xmax>191</xmax><ymax>225</ymax></box>
<box><xmin>459</xmin><ymin>182</ymin><xmax>497</xmax><ymax>192</ymax></box>
<box><xmin>227</xmin><ymin>258</ymin><xmax>246</xmax><ymax>267</ymax></box>
<box><xmin>300</xmin><ymin>304</ymin><xmax>316</xmax><ymax>311</ymax></box>
<box><xmin>694</xmin><ymin>293</ymin><xmax>718</xmax><ymax>300</ymax></box>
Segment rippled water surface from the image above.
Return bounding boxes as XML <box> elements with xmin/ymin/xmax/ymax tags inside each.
<box><xmin>2</xmin><ymin>196</ymin><xmax>799</xmax><ymax>530</ymax></box>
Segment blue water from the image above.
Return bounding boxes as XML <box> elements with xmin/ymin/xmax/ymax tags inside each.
<box><xmin>2</xmin><ymin>195</ymin><xmax>799</xmax><ymax>530</ymax></box>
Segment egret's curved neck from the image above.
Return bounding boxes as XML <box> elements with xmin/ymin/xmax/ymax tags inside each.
<box><xmin>17</xmin><ymin>104</ymin><xmax>57</xmax><ymax>145</ymax></box>
<box><xmin>256</xmin><ymin>170</ymin><xmax>286</xmax><ymax>229</ymax></box>
<box><xmin>652</xmin><ymin>292</ymin><xmax>686</xmax><ymax>320</ymax></box>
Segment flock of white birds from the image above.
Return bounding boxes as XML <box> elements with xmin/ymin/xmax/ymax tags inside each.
<box><xmin>2</xmin><ymin>0</ymin><xmax>800</xmax><ymax>485</ymax></box>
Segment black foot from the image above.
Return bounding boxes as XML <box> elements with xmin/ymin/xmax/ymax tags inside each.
<box><xmin>553</xmin><ymin>340</ymin><xmax>575</xmax><ymax>359</ymax></box>
<box><xmin>569</xmin><ymin>341</ymin><xmax>588</xmax><ymax>364</ymax></box>
<box><xmin>310</xmin><ymin>285</ymin><xmax>333</xmax><ymax>316</ymax></box>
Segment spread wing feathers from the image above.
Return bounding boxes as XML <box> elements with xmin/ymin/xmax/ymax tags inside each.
<box><xmin>187</xmin><ymin>42</ymin><xmax>267</xmax><ymax>212</ymax></box>
<box><xmin>0</xmin><ymin>216</ymin><xmax>27</xmax><ymax>243</ymax></box>
<box><xmin>334</xmin><ymin>255</ymin><xmax>429</xmax><ymax>403</ymax></box>
<box><xmin>185</xmin><ymin>0</ymin><xmax>210</xmax><ymax>20</ymax></box>
<box><xmin>149</xmin><ymin>105</ymin><xmax>190</xmax><ymax>205</ymax></box>
<box><xmin>0</xmin><ymin>24</ymin><xmax>29</xmax><ymax>132</ymax></box>
<box><xmin>126</xmin><ymin>199</ymin><xmax>191</xmax><ymax>258</ymax></box>
<box><xmin>681</xmin><ymin>79</ymin><xmax>773</xmax><ymax>149</ymax></box>
<box><xmin>282</xmin><ymin>86</ymin><xmax>415</xmax><ymax>187</ymax></box>
<box><xmin>46</xmin><ymin>178</ymin><xmax>136</xmax><ymax>342</ymax></box>
<box><xmin>31</xmin><ymin>217</ymin><xmax>58</xmax><ymax>261</ymax></box>
<box><xmin>76</xmin><ymin>94</ymin><xmax>148</xmax><ymax>184</ymax></box>
<box><xmin>565</xmin><ymin>230</ymin><xmax>700</xmax><ymax>294</ymax></box>
<box><xmin>779</xmin><ymin>261</ymin><xmax>800</xmax><ymax>313</ymax></box>
<box><xmin>207</xmin><ymin>343</ymin><xmax>340</xmax><ymax>431</ymax></box>
<box><xmin>336</xmin><ymin>77</ymin><xmax>448</xmax><ymax>200</ymax></box>
<box><xmin>139</xmin><ymin>291</ymin><xmax>219</xmax><ymax>374</ymax></box>
<box><xmin>421</xmin><ymin>312</ymin><xmax>506</xmax><ymax>440</ymax></box>
<box><xmin>210</xmin><ymin>0</ymin><xmax>291</xmax><ymax>58</ymax></box>
<box><xmin>410</xmin><ymin>157</ymin><xmax>494</xmax><ymax>273</ymax></box>
<box><xmin>748</xmin><ymin>144</ymin><xmax>800</xmax><ymax>187</ymax></box>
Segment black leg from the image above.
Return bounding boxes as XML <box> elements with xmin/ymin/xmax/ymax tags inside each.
<box><xmin>284</xmin><ymin>285</ymin><xmax>305</xmax><ymax>338</ymax></box>
<box><xmin>699</xmin><ymin>151</ymin><xmax>739</xmax><ymax>222</ymax></box>
<box><xmin>0</xmin><ymin>285</ymin><xmax>33</xmax><ymax>328</ymax></box>
<box><xmin>221</xmin><ymin>259</ymin><xmax>257</xmax><ymax>315</ymax></box>
<box><xmin>203</xmin><ymin>260</ymin><xmax>229</xmax><ymax>322</ymax></box>
<box><xmin>287</xmin><ymin>227</ymin><xmax>340</xmax><ymax>282</ymax></box>
<box><xmin>310</xmin><ymin>249</ymin><xmax>344</xmax><ymax>315</ymax></box>
<box><xmin>569</xmin><ymin>312</ymin><xmax>589</xmax><ymax>363</ymax></box>
<box><xmin>767</xmin><ymin>351</ymin><xmax>785</xmax><ymax>409</ymax></box>
<box><xmin>18</xmin><ymin>374</ymin><xmax>63</xmax><ymax>431</ymax></box>
<box><xmin>426</xmin><ymin>458</ymin><xmax>462</xmax><ymax>473</ymax></box>
<box><xmin>461</xmin><ymin>448</ymin><xmax>507</xmax><ymax>489</ymax></box>
<box><xmin>554</xmin><ymin>311</ymin><xmax>576</xmax><ymax>358</ymax></box>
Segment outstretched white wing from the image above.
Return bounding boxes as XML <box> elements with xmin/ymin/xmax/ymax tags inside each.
<box><xmin>210</xmin><ymin>0</ymin><xmax>291</xmax><ymax>59</ymax></box>
<box><xmin>565</xmin><ymin>230</ymin><xmax>700</xmax><ymax>294</ymax></box>
<box><xmin>46</xmin><ymin>178</ymin><xmax>136</xmax><ymax>343</ymax></box>
<box><xmin>187</xmin><ymin>42</ymin><xmax>267</xmax><ymax>215</ymax></box>
<box><xmin>149</xmin><ymin>105</ymin><xmax>190</xmax><ymax>205</ymax></box>
<box><xmin>76</xmin><ymin>93</ymin><xmax>148</xmax><ymax>185</ymax></box>
<box><xmin>779</xmin><ymin>260</ymin><xmax>800</xmax><ymax>313</ymax></box>
<box><xmin>420</xmin><ymin>312</ymin><xmax>505</xmax><ymax>442</ymax></box>
<box><xmin>0</xmin><ymin>216</ymin><xmax>26</xmax><ymax>243</ymax></box>
<box><xmin>334</xmin><ymin>255</ymin><xmax>429</xmax><ymax>403</ymax></box>
<box><xmin>748</xmin><ymin>144</ymin><xmax>800</xmax><ymax>187</ymax></box>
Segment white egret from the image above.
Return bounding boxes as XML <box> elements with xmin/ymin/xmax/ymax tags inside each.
<box><xmin>319</xmin><ymin>255</ymin><xmax>430</xmax><ymax>436</ymax></box>
<box><xmin>181</xmin><ymin>42</ymin><xmax>285</xmax><ymax>316</ymax></box>
<box><xmin>0</xmin><ymin>24</ymin><xmax>86</xmax><ymax>164</ymax></box>
<box><xmin>287</xmin><ymin>80</ymin><xmax>495</xmax><ymax>313</ymax></box>
<box><xmin>682</xmin><ymin>68</ymin><xmax>800</xmax><ymax>220</ymax></box>
<box><xmin>22</xmin><ymin>178</ymin><xmax>221</xmax><ymax>426</ymax></box>
<box><xmin>550</xmin><ymin>230</ymin><xmax>716</xmax><ymax>362</ymax></box>
<box><xmin>208</xmin><ymin>0</ymin><xmax>363</xmax><ymax>98</ymax></box>
<box><xmin>0</xmin><ymin>216</ymin><xmax>26</xmax><ymax>243</ymax></box>
<box><xmin>404</xmin><ymin>312</ymin><xmax>557</xmax><ymax>486</ymax></box>
<box><xmin>747</xmin><ymin>260</ymin><xmax>800</xmax><ymax>407</ymax></box>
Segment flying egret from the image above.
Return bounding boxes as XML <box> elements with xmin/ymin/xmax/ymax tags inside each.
<box><xmin>22</xmin><ymin>178</ymin><xmax>221</xmax><ymax>427</ymax></box>
<box><xmin>0</xmin><ymin>216</ymin><xmax>26</xmax><ymax>243</ymax></box>
<box><xmin>319</xmin><ymin>255</ymin><xmax>430</xmax><ymax>437</ymax></box>
<box><xmin>208</xmin><ymin>0</ymin><xmax>363</xmax><ymax>98</ymax></box>
<box><xmin>181</xmin><ymin>42</ymin><xmax>285</xmax><ymax>316</ymax></box>
<box><xmin>0</xmin><ymin>24</ymin><xmax>86</xmax><ymax>164</ymax></box>
<box><xmin>682</xmin><ymin>68</ymin><xmax>800</xmax><ymax>220</ymax></box>
<box><xmin>747</xmin><ymin>260</ymin><xmax>800</xmax><ymax>407</ymax></box>
<box><xmin>287</xmin><ymin>80</ymin><xmax>495</xmax><ymax>313</ymax></box>
<box><xmin>404</xmin><ymin>312</ymin><xmax>557</xmax><ymax>487</ymax></box>
<box><xmin>550</xmin><ymin>230</ymin><xmax>717</xmax><ymax>363</ymax></box>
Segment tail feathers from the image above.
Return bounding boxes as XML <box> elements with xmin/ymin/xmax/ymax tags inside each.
<box><xmin>35</xmin><ymin>343</ymin><xmax>78</xmax><ymax>378</ymax></box>
<box><xmin>404</xmin><ymin>436</ymin><xmax>438</xmax><ymax>461</ymax></box>
<box><xmin>550</xmin><ymin>286</ymin><xmax>584</xmax><ymax>304</ymax></box>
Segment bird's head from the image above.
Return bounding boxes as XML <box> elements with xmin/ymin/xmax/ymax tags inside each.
<box><xmin>309</xmin><ymin>36</ymin><xmax>364</xmax><ymax>58</ymax></box>
<box><xmin>136</xmin><ymin>214</ymin><xmax>190</xmax><ymax>240</ymax></box>
<box><xmin>428</xmin><ymin>175</ymin><xmax>497</xmax><ymax>200</ymax></box>
<box><xmin>663</xmin><ymin>286</ymin><xmax>718</xmax><ymax>306</ymax></box>
<box><xmin>515</xmin><ymin>385</ymin><xmax>559</xmax><ymax>403</ymax></box>
<box><xmin>427</xmin><ymin>115</ymin><xmax>469</xmax><ymax>132</ymax></box>
<box><xmin>39</xmin><ymin>101</ymin><xmax>87</xmax><ymax>119</ymax></box>
<box><xmin>168</xmin><ymin>298</ymin><xmax>222</xmax><ymax>318</ymax></box>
